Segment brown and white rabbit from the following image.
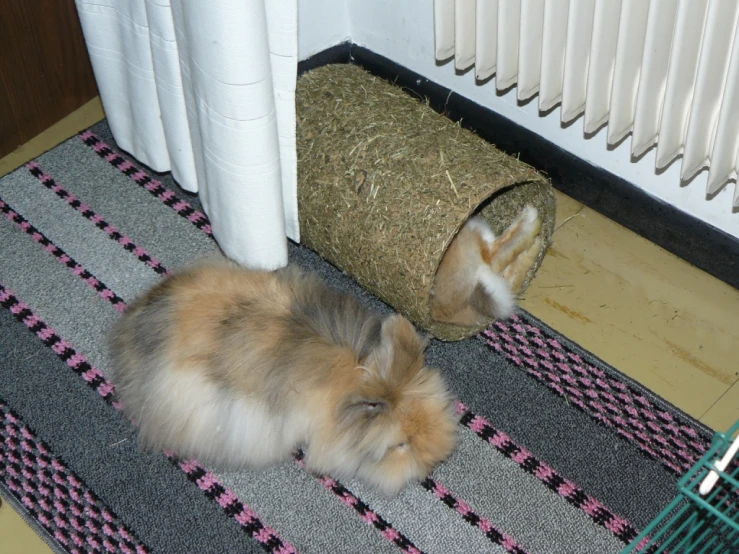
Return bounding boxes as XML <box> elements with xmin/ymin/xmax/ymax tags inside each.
<box><xmin>110</xmin><ymin>257</ymin><xmax>458</xmax><ymax>496</ymax></box>
<box><xmin>430</xmin><ymin>205</ymin><xmax>542</xmax><ymax>327</ymax></box>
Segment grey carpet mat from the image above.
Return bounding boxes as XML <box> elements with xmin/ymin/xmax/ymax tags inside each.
<box><xmin>0</xmin><ymin>120</ymin><xmax>714</xmax><ymax>553</ymax></box>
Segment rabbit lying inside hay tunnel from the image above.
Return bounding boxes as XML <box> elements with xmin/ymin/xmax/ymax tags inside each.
<box><xmin>297</xmin><ymin>64</ymin><xmax>556</xmax><ymax>341</ymax></box>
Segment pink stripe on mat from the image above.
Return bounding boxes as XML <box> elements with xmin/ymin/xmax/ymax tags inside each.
<box><xmin>294</xmin><ymin>453</ymin><xmax>423</xmax><ymax>554</ymax></box>
<box><xmin>421</xmin><ymin>477</ymin><xmax>528</xmax><ymax>554</ymax></box>
<box><xmin>0</xmin><ymin>283</ymin><xmax>117</xmax><ymax>407</ymax></box>
<box><xmin>78</xmin><ymin>131</ymin><xmax>213</xmax><ymax>236</ymax></box>
<box><xmin>0</xmin><ymin>400</ymin><xmax>150</xmax><ymax>554</ymax></box>
<box><xmin>174</xmin><ymin>458</ymin><xmax>296</xmax><ymax>554</ymax></box>
<box><xmin>0</xmin><ymin>198</ymin><xmax>126</xmax><ymax>313</ymax></box>
<box><xmin>455</xmin><ymin>401</ymin><xmax>638</xmax><ymax>544</ymax></box>
<box><xmin>0</xmin><ymin>283</ymin><xmax>296</xmax><ymax>554</ymax></box>
<box><xmin>25</xmin><ymin>162</ymin><xmax>168</xmax><ymax>276</ymax></box>
<box><xmin>482</xmin><ymin>315</ymin><xmax>710</xmax><ymax>475</ymax></box>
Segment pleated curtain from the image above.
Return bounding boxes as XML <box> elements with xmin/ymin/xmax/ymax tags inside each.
<box><xmin>75</xmin><ymin>0</ymin><xmax>298</xmax><ymax>270</ymax></box>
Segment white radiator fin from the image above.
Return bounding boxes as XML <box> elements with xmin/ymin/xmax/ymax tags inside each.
<box><xmin>607</xmin><ymin>0</ymin><xmax>649</xmax><ymax>146</ymax></box>
<box><xmin>454</xmin><ymin>0</ymin><xmax>476</xmax><ymax>70</ymax></box>
<box><xmin>539</xmin><ymin>0</ymin><xmax>568</xmax><ymax>112</ymax></box>
<box><xmin>433</xmin><ymin>0</ymin><xmax>739</xmax><ymax>207</ymax></box>
<box><xmin>518</xmin><ymin>0</ymin><xmax>544</xmax><ymax>101</ymax></box>
<box><xmin>475</xmin><ymin>0</ymin><xmax>498</xmax><ymax>80</ymax></box>
<box><xmin>497</xmin><ymin>0</ymin><xmax>521</xmax><ymax>90</ymax></box>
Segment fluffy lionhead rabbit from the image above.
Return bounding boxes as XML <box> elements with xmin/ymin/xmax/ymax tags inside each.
<box><xmin>430</xmin><ymin>204</ymin><xmax>542</xmax><ymax>327</ymax></box>
<box><xmin>110</xmin><ymin>258</ymin><xmax>458</xmax><ymax>496</ymax></box>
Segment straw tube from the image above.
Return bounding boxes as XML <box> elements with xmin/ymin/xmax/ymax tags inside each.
<box><xmin>296</xmin><ymin>64</ymin><xmax>555</xmax><ymax>340</ymax></box>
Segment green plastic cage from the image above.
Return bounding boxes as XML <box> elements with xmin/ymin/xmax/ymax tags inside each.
<box><xmin>623</xmin><ymin>419</ymin><xmax>739</xmax><ymax>553</ymax></box>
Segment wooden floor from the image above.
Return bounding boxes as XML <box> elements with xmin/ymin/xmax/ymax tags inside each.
<box><xmin>1</xmin><ymin>99</ymin><xmax>737</xmax><ymax>553</ymax></box>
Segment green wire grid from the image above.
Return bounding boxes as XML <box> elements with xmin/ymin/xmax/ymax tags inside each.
<box><xmin>623</xmin><ymin>419</ymin><xmax>738</xmax><ymax>553</ymax></box>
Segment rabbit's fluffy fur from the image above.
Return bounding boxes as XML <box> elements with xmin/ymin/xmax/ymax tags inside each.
<box><xmin>110</xmin><ymin>258</ymin><xmax>458</xmax><ymax>496</ymax></box>
<box><xmin>430</xmin><ymin>205</ymin><xmax>542</xmax><ymax>327</ymax></box>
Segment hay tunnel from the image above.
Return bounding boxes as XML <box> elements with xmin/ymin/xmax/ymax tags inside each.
<box><xmin>296</xmin><ymin>64</ymin><xmax>555</xmax><ymax>341</ymax></box>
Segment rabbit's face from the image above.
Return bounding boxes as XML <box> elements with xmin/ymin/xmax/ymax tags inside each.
<box><xmin>360</xmin><ymin>368</ymin><xmax>458</xmax><ymax>496</ymax></box>
<box><xmin>331</xmin><ymin>315</ymin><xmax>458</xmax><ymax>496</ymax></box>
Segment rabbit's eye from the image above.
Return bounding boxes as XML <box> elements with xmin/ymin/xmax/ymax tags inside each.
<box><xmin>395</xmin><ymin>442</ymin><xmax>407</xmax><ymax>450</ymax></box>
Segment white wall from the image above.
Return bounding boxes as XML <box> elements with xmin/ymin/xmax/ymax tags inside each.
<box><xmin>346</xmin><ymin>0</ymin><xmax>738</xmax><ymax>239</ymax></box>
<box><xmin>298</xmin><ymin>0</ymin><xmax>350</xmax><ymax>60</ymax></box>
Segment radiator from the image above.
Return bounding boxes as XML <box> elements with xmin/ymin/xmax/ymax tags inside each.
<box><xmin>433</xmin><ymin>0</ymin><xmax>739</xmax><ymax>207</ymax></box>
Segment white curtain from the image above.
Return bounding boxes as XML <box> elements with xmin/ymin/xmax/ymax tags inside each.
<box><xmin>74</xmin><ymin>0</ymin><xmax>298</xmax><ymax>270</ymax></box>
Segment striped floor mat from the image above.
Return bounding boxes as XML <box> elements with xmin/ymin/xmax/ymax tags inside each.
<box><xmin>0</xmin><ymin>121</ymin><xmax>714</xmax><ymax>554</ymax></box>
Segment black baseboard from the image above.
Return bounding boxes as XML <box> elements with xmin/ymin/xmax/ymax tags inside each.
<box><xmin>298</xmin><ymin>43</ymin><xmax>739</xmax><ymax>290</ymax></box>
<box><xmin>298</xmin><ymin>42</ymin><xmax>352</xmax><ymax>75</ymax></box>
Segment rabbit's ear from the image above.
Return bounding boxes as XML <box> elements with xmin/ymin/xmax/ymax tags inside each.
<box><xmin>379</xmin><ymin>315</ymin><xmax>425</xmax><ymax>381</ymax></box>
<box><xmin>382</xmin><ymin>315</ymin><xmax>422</xmax><ymax>354</ymax></box>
